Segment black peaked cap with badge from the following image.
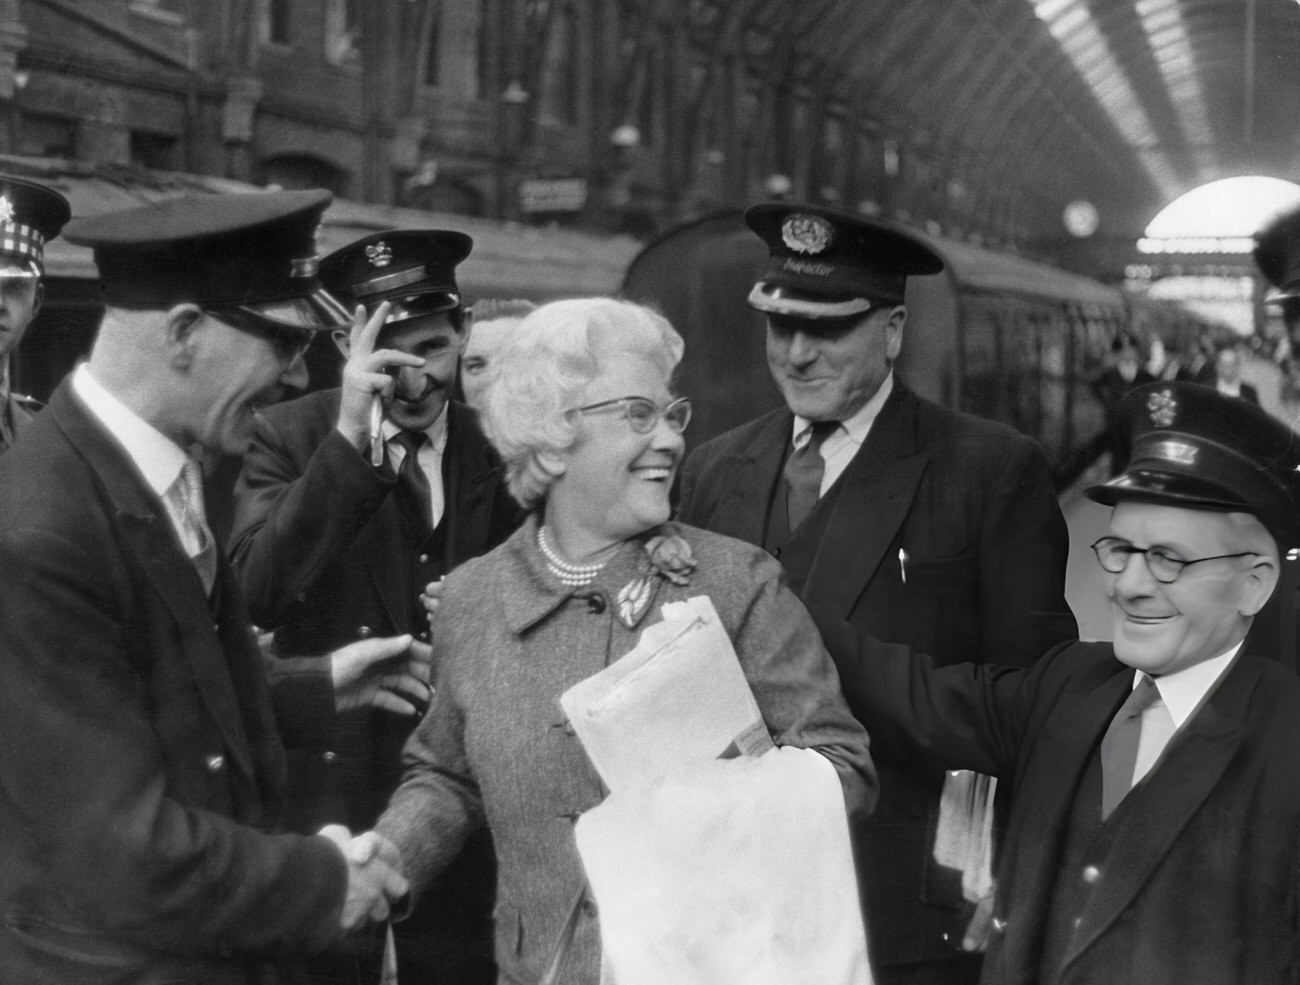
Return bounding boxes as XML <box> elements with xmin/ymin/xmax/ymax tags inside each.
<box><xmin>1254</xmin><ymin>201</ymin><xmax>1300</xmax><ymax>304</ymax></box>
<box><xmin>62</xmin><ymin>188</ymin><xmax>349</xmax><ymax>331</ymax></box>
<box><xmin>1087</xmin><ymin>381</ymin><xmax>1300</xmax><ymax>546</ymax></box>
<box><xmin>745</xmin><ymin>201</ymin><xmax>944</xmax><ymax>320</ymax></box>
<box><xmin>319</xmin><ymin>229</ymin><xmax>473</xmax><ymax>326</ymax></box>
<box><xmin>0</xmin><ymin>174</ymin><xmax>71</xmax><ymax>276</ymax></box>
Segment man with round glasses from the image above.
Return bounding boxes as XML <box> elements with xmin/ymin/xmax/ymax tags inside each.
<box><xmin>827</xmin><ymin>380</ymin><xmax>1300</xmax><ymax>985</ymax></box>
<box><xmin>230</xmin><ymin>228</ymin><xmax>521</xmax><ymax>985</ymax></box>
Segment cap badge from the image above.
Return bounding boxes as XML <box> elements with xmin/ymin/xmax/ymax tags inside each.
<box><xmin>365</xmin><ymin>242</ymin><xmax>394</xmax><ymax>268</ymax></box>
<box><xmin>0</xmin><ymin>196</ymin><xmax>15</xmax><ymax>226</ymax></box>
<box><xmin>782</xmin><ymin>214</ymin><xmax>834</xmax><ymax>255</ymax></box>
<box><xmin>1152</xmin><ymin>440</ymin><xmax>1197</xmax><ymax>467</ymax></box>
<box><xmin>1147</xmin><ymin>388</ymin><xmax>1177</xmax><ymax>428</ymax></box>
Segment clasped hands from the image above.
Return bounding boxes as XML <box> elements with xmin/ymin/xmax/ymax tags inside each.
<box><xmin>318</xmin><ymin>825</ymin><xmax>409</xmax><ymax>932</ymax></box>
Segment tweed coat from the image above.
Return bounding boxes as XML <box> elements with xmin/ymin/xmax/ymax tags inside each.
<box><xmin>677</xmin><ymin>380</ymin><xmax>1078</xmax><ymax>968</ymax></box>
<box><xmin>376</xmin><ymin>515</ymin><xmax>876</xmax><ymax>985</ymax></box>
<box><xmin>831</xmin><ymin>637</ymin><xmax>1300</xmax><ymax>985</ymax></box>
<box><xmin>0</xmin><ymin>382</ymin><xmax>346</xmax><ymax>985</ymax></box>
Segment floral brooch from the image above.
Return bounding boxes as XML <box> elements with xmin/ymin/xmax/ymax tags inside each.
<box><xmin>614</xmin><ymin>528</ymin><xmax>697</xmax><ymax>628</ymax></box>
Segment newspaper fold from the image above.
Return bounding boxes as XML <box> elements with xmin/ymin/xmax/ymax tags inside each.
<box><xmin>559</xmin><ymin>596</ymin><xmax>773</xmax><ymax>792</ymax></box>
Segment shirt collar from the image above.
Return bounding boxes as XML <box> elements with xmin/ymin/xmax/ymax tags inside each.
<box><xmin>382</xmin><ymin>402</ymin><xmax>450</xmax><ymax>453</ymax></box>
<box><xmin>791</xmin><ymin>372</ymin><xmax>894</xmax><ymax>449</ymax></box>
<box><xmin>71</xmin><ymin>363</ymin><xmax>188</xmax><ymax>498</ymax></box>
<box><xmin>1137</xmin><ymin>641</ymin><xmax>1242</xmax><ymax>729</ymax></box>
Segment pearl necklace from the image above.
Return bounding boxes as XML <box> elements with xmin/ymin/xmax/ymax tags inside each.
<box><xmin>537</xmin><ymin>526</ymin><xmax>607</xmax><ymax>588</ymax></box>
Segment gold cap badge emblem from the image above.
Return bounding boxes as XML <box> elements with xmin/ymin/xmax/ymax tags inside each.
<box><xmin>365</xmin><ymin>242</ymin><xmax>393</xmax><ymax>268</ymax></box>
<box><xmin>1147</xmin><ymin>388</ymin><xmax>1177</xmax><ymax>428</ymax></box>
<box><xmin>781</xmin><ymin>214</ymin><xmax>834</xmax><ymax>255</ymax></box>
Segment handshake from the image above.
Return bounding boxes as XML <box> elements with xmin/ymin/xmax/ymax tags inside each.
<box><xmin>318</xmin><ymin>825</ymin><xmax>410</xmax><ymax>932</ymax></box>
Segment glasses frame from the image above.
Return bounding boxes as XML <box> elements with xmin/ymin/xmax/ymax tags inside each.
<box><xmin>1089</xmin><ymin>536</ymin><xmax>1259</xmax><ymax>584</ymax></box>
<box><xmin>205</xmin><ymin>307</ymin><xmax>315</xmax><ymax>363</ymax></box>
<box><xmin>572</xmin><ymin>395</ymin><xmax>692</xmax><ymax>434</ymax></box>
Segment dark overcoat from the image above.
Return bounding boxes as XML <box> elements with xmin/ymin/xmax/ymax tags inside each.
<box><xmin>831</xmin><ymin>638</ymin><xmax>1300</xmax><ymax>985</ymax></box>
<box><xmin>678</xmin><ymin>382</ymin><xmax>1078</xmax><ymax>967</ymax></box>
<box><xmin>0</xmin><ymin>383</ymin><xmax>345</xmax><ymax>985</ymax></box>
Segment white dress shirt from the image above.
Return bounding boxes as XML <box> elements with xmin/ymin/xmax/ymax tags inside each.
<box><xmin>1128</xmin><ymin>642</ymin><xmax>1241</xmax><ymax>786</ymax></box>
<box><xmin>72</xmin><ymin>364</ymin><xmax>200</xmax><ymax>556</ymax></box>
<box><xmin>382</xmin><ymin>406</ymin><xmax>449</xmax><ymax>529</ymax></box>
<box><xmin>790</xmin><ymin>373</ymin><xmax>894</xmax><ymax>497</ymax></box>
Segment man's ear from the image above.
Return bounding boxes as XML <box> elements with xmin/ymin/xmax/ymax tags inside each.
<box><xmin>1239</xmin><ymin>555</ymin><xmax>1280</xmax><ymax>617</ymax></box>
<box><xmin>331</xmin><ymin>328</ymin><xmax>351</xmax><ymax>360</ymax></box>
<box><xmin>884</xmin><ymin>305</ymin><xmax>907</xmax><ymax>362</ymax></box>
<box><xmin>164</xmin><ymin>304</ymin><xmax>205</xmax><ymax>370</ymax></box>
<box><xmin>30</xmin><ymin>281</ymin><xmax>43</xmax><ymax>320</ymax></box>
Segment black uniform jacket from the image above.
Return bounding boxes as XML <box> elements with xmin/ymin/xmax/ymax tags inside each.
<box><xmin>832</xmin><ymin>638</ymin><xmax>1300</xmax><ymax>985</ymax></box>
<box><xmin>678</xmin><ymin>381</ymin><xmax>1078</xmax><ymax>966</ymax></box>
<box><xmin>0</xmin><ymin>383</ymin><xmax>345</xmax><ymax>985</ymax></box>
<box><xmin>229</xmin><ymin>389</ymin><xmax>521</xmax><ymax>831</ymax></box>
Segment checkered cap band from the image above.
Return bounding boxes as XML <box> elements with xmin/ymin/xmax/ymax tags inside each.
<box><xmin>0</xmin><ymin>221</ymin><xmax>45</xmax><ymax>272</ymax></box>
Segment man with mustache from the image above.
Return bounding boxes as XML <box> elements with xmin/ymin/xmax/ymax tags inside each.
<box><xmin>678</xmin><ymin>202</ymin><xmax>1078</xmax><ymax>985</ymax></box>
<box><xmin>0</xmin><ymin>174</ymin><xmax>69</xmax><ymax>453</ymax></box>
<box><xmin>0</xmin><ymin>190</ymin><xmax>409</xmax><ymax>983</ymax></box>
<box><xmin>230</xmin><ymin>229</ymin><xmax>520</xmax><ymax>985</ymax></box>
<box><xmin>829</xmin><ymin>381</ymin><xmax>1300</xmax><ymax>985</ymax></box>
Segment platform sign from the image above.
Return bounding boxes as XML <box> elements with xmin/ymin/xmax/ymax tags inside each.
<box><xmin>518</xmin><ymin>177</ymin><xmax>588</xmax><ymax>215</ymax></box>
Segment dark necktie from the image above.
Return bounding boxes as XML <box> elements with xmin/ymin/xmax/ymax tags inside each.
<box><xmin>393</xmin><ymin>430</ymin><xmax>433</xmax><ymax>541</ymax></box>
<box><xmin>1099</xmin><ymin>674</ymin><xmax>1160</xmax><ymax>820</ymax></box>
<box><xmin>784</xmin><ymin>421</ymin><xmax>838</xmax><ymax>531</ymax></box>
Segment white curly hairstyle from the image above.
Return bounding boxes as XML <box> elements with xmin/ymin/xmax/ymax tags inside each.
<box><xmin>479</xmin><ymin>297</ymin><xmax>685</xmax><ymax>509</ymax></box>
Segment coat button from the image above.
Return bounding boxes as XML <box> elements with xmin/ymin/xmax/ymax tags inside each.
<box><xmin>357</xmin><ymin>625</ymin><xmax>372</xmax><ymax>638</ymax></box>
<box><xmin>587</xmin><ymin>595</ymin><xmax>606</xmax><ymax>614</ymax></box>
<box><xmin>322</xmin><ymin>751</ymin><xmax>339</xmax><ymax>765</ymax></box>
<box><xmin>1082</xmin><ymin>864</ymin><xmax>1101</xmax><ymax>884</ymax></box>
<box><xmin>418</xmin><ymin>553</ymin><xmax>429</xmax><ymax>564</ymax></box>
<box><xmin>205</xmin><ymin>754</ymin><xmax>225</xmax><ymax>774</ymax></box>
<box><xmin>419</xmin><ymin>630</ymin><xmax>429</xmax><ymax>641</ymax></box>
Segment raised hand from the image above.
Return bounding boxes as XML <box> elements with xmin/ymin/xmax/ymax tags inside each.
<box><xmin>335</xmin><ymin>301</ymin><xmax>423</xmax><ymax>452</ymax></box>
<box><xmin>330</xmin><ymin>634</ymin><xmax>433</xmax><ymax>716</ymax></box>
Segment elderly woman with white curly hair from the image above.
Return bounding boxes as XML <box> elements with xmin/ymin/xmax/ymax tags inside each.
<box><xmin>374</xmin><ymin>297</ymin><xmax>876</xmax><ymax>985</ymax></box>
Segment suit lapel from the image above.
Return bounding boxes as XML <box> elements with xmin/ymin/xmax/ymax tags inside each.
<box><xmin>709</xmin><ymin>412</ymin><xmax>790</xmax><ymax>546</ymax></box>
<box><xmin>999</xmin><ymin>664</ymin><xmax>1132</xmax><ymax>942</ymax></box>
<box><xmin>802</xmin><ymin>386</ymin><xmax>930</xmax><ymax>615</ymax></box>
<box><xmin>1062</xmin><ymin>658</ymin><xmax>1256</xmax><ymax>968</ymax></box>
<box><xmin>442</xmin><ymin>402</ymin><xmax>498</xmax><ymax>562</ymax></box>
<box><xmin>48</xmin><ymin>384</ymin><xmax>257</xmax><ymax>783</ymax></box>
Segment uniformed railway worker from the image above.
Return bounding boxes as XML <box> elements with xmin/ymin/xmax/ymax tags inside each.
<box><xmin>833</xmin><ymin>382</ymin><xmax>1300</xmax><ymax>985</ymax></box>
<box><xmin>230</xmin><ymin>229</ymin><xmax>520</xmax><ymax>985</ymax></box>
<box><xmin>0</xmin><ymin>189</ymin><xmax>408</xmax><ymax>983</ymax></box>
<box><xmin>0</xmin><ymin>174</ymin><xmax>69</xmax><ymax>452</ymax></box>
<box><xmin>677</xmin><ymin>202</ymin><xmax>1078</xmax><ymax>985</ymax></box>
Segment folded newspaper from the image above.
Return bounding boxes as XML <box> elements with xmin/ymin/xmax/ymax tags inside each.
<box><xmin>559</xmin><ymin>596</ymin><xmax>774</xmax><ymax>792</ymax></box>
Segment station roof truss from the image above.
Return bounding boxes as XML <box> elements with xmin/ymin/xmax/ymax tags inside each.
<box><xmin>677</xmin><ymin>0</ymin><xmax>1300</xmax><ymax>245</ymax></box>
